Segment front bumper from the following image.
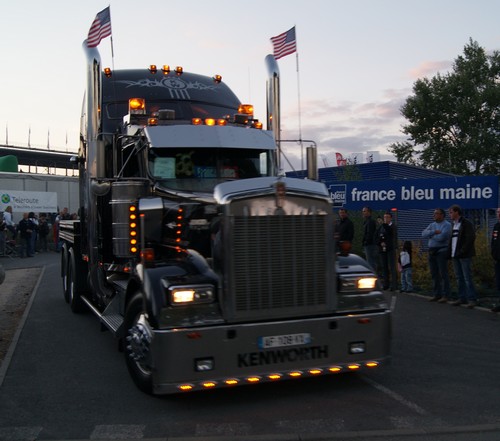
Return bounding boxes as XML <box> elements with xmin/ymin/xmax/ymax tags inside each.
<box><xmin>150</xmin><ymin>308</ymin><xmax>392</xmax><ymax>394</ymax></box>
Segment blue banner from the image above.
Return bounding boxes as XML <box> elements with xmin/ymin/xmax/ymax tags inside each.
<box><xmin>327</xmin><ymin>176</ymin><xmax>499</xmax><ymax>210</ymax></box>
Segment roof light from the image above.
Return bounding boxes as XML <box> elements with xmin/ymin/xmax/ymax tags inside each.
<box><xmin>129</xmin><ymin>98</ymin><xmax>146</xmax><ymax>115</ymax></box>
<box><xmin>217</xmin><ymin>119</ymin><xmax>227</xmax><ymax>126</ymax></box>
<box><xmin>205</xmin><ymin>118</ymin><xmax>216</xmax><ymax>126</ymax></box>
<box><xmin>192</xmin><ymin>118</ymin><xmax>202</xmax><ymax>125</ymax></box>
<box><xmin>175</xmin><ymin>66</ymin><xmax>183</xmax><ymax>75</ymax></box>
<box><xmin>252</xmin><ymin>121</ymin><xmax>263</xmax><ymax>129</ymax></box>
<box><xmin>104</xmin><ymin>67</ymin><xmax>112</xmax><ymax>77</ymax></box>
<box><xmin>148</xmin><ymin>117</ymin><xmax>158</xmax><ymax>126</ymax></box>
<box><xmin>149</xmin><ymin>65</ymin><xmax>157</xmax><ymax>74</ymax></box>
<box><xmin>213</xmin><ymin>74</ymin><xmax>222</xmax><ymax>83</ymax></box>
<box><xmin>162</xmin><ymin>65</ymin><xmax>170</xmax><ymax>74</ymax></box>
<box><xmin>238</xmin><ymin>104</ymin><xmax>254</xmax><ymax>117</ymax></box>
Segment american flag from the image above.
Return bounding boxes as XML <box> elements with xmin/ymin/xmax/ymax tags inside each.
<box><xmin>86</xmin><ymin>7</ymin><xmax>112</xmax><ymax>48</ymax></box>
<box><xmin>270</xmin><ymin>27</ymin><xmax>297</xmax><ymax>60</ymax></box>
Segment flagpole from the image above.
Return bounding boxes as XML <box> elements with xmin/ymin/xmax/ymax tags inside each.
<box><xmin>295</xmin><ymin>50</ymin><xmax>303</xmax><ymax>170</ymax></box>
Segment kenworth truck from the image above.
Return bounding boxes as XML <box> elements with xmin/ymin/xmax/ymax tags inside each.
<box><xmin>59</xmin><ymin>42</ymin><xmax>392</xmax><ymax>395</ymax></box>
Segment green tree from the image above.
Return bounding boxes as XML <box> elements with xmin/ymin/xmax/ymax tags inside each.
<box><xmin>389</xmin><ymin>39</ymin><xmax>500</xmax><ymax>175</ymax></box>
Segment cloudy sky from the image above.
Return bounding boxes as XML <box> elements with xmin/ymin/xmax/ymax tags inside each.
<box><xmin>0</xmin><ymin>0</ymin><xmax>498</xmax><ymax>170</ymax></box>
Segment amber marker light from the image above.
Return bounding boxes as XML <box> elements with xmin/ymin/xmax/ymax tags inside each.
<box><xmin>129</xmin><ymin>98</ymin><xmax>146</xmax><ymax>114</ymax></box>
<box><xmin>309</xmin><ymin>369</ymin><xmax>323</xmax><ymax>375</ymax></box>
<box><xmin>213</xmin><ymin>74</ymin><xmax>222</xmax><ymax>83</ymax></box>
<box><xmin>175</xmin><ymin>66</ymin><xmax>183</xmax><ymax>74</ymax></box>
<box><xmin>104</xmin><ymin>67</ymin><xmax>112</xmax><ymax>77</ymax></box>
<box><xmin>267</xmin><ymin>374</ymin><xmax>282</xmax><ymax>381</ymax></box>
<box><xmin>366</xmin><ymin>361</ymin><xmax>379</xmax><ymax>368</ymax></box>
<box><xmin>224</xmin><ymin>379</ymin><xmax>239</xmax><ymax>386</ymax></box>
<box><xmin>162</xmin><ymin>65</ymin><xmax>170</xmax><ymax>74</ymax></box>
<box><xmin>238</xmin><ymin>104</ymin><xmax>254</xmax><ymax>116</ymax></box>
<box><xmin>178</xmin><ymin>384</ymin><xmax>193</xmax><ymax>391</ymax></box>
<box><xmin>329</xmin><ymin>366</ymin><xmax>342</xmax><ymax>373</ymax></box>
<box><xmin>246</xmin><ymin>376</ymin><xmax>261</xmax><ymax>383</ymax></box>
<box><xmin>348</xmin><ymin>364</ymin><xmax>361</xmax><ymax>371</ymax></box>
<box><xmin>289</xmin><ymin>371</ymin><xmax>302</xmax><ymax>378</ymax></box>
<box><xmin>205</xmin><ymin>118</ymin><xmax>216</xmax><ymax>126</ymax></box>
<box><xmin>149</xmin><ymin>65</ymin><xmax>157</xmax><ymax>73</ymax></box>
<box><xmin>201</xmin><ymin>381</ymin><xmax>217</xmax><ymax>389</ymax></box>
<box><xmin>192</xmin><ymin>118</ymin><xmax>202</xmax><ymax>125</ymax></box>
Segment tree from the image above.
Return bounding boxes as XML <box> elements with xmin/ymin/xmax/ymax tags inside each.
<box><xmin>389</xmin><ymin>39</ymin><xmax>500</xmax><ymax>175</ymax></box>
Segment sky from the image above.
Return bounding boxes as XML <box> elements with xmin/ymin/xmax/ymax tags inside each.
<box><xmin>1</xmin><ymin>0</ymin><xmax>499</xmax><ymax>171</ymax></box>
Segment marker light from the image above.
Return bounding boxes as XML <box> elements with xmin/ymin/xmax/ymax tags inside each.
<box><xmin>192</xmin><ymin>118</ymin><xmax>202</xmax><ymax>125</ymax></box>
<box><xmin>213</xmin><ymin>74</ymin><xmax>222</xmax><ymax>83</ymax></box>
<box><xmin>162</xmin><ymin>65</ymin><xmax>170</xmax><ymax>74</ymax></box>
<box><xmin>149</xmin><ymin>65</ymin><xmax>157</xmax><ymax>74</ymax></box>
<box><xmin>205</xmin><ymin>118</ymin><xmax>216</xmax><ymax>126</ymax></box>
<box><xmin>225</xmin><ymin>379</ymin><xmax>239</xmax><ymax>386</ymax></box>
<box><xmin>178</xmin><ymin>384</ymin><xmax>193</xmax><ymax>391</ymax></box>
<box><xmin>129</xmin><ymin>98</ymin><xmax>146</xmax><ymax>115</ymax></box>
<box><xmin>175</xmin><ymin>66</ymin><xmax>183</xmax><ymax>75</ymax></box>
<box><xmin>104</xmin><ymin>67</ymin><xmax>112</xmax><ymax>77</ymax></box>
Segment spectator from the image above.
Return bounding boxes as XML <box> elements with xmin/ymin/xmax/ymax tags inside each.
<box><xmin>335</xmin><ymin>208</ymin><xmax>354</xmax><ymax>252</ymax></box>
<box><xmin>377</xmin><ymin>212</ymin><xmax>398</xmax><ymax>291</ymax></box>
<box><xmin>448</xmin><ymin>204</ymin><xmax>477</xmax><ymax>308</ymax></box>
<box><xmin>3</xmin><ymin>206</ymin><xmax>16</xmax><ymax>239</ymax></box>
<box><xmin>490</xmin><ymin>208</ymin><xmax>500</xmax><ymax>313</ymax></box>
<box><xmin>0</xmin><ymin>212</ymin><xmax>5</xmax><ymax>256</ymax></box>
<box><xmin>55</xmin><ymin>207</ymin><xmax>71</xmax><ymax>252</ymax></box>
<box><xmin>422</xmin><ymin>208</ymin><xmax>452</xmax><ymax>302</ymax></box>
<box><xmin>18</xmin><ymin>212</ymin><xmax>35</xmax><ymax>258</ymax></box>
<box><xmin>361</xmin><ymin>206</ymin><xmax>378</xmax><ymax>272</ymax></box>
<box><xmin>38</xmin><ymin>214</ymin><xmax>50</xmax><ymax>252</ymax></box>
<box><xmin>28</xmin><ymin>212</ymin><xmax>39</xmax><ymax>254</ymax></box>
<box><xmin>399</xmin><ymin>241</ymin><xmax>413</xmax><ymax>293</ymax></box>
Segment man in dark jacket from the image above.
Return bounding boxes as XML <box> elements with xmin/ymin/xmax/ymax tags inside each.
<box><xmin>378</xmin><ymin>212</ymin><xmax>398</xmax><ymax>291</ymax></box>
<box><xmin>448</xmin><ymin>204</ymin><xmax>477</xmax><ymax>308</ymax></box>
<box><xmin>335</xmin><ymin>208</ymin><xmax>354</xmax><ymax>252</ymax></box>
<box><xmin>490</xmin><ymin>208</ymin><xmax>500</xmax><ymax>312</ymax></box>
<box><xmin>362</xmin><ymin>206</ymin><xmax>378</xmax><ymax>272</ymax></box>
<box><xmin>18</xmin><ymin>212</ymin><xmax>35</xmax><ymax>258</ymax></box>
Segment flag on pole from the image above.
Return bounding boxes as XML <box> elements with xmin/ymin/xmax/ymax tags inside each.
<box><xmin>86</xmin><ymin>7</ymin><xmax>112</xmax><ymax>48</ymax></box>
<box><xmin>270</xmin><ymin>27</ymin><xmax>297</xmax><ymax>60</ymax></box>
<box><xmin>336</xmin><ymin>153</ymin><xmax>347</xmax><ymax>166</ymax></box>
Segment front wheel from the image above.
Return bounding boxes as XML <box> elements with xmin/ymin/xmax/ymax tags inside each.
<box><xmin>124</xmin><ymin>293</ymin><xmax>154</xmax><ymax>394</ymax></box>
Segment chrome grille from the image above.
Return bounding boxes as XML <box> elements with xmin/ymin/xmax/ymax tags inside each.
<box><xmin>226</xmin><ymin>213</ymin><xmax>334</xmax><ymax>320</ymax></box>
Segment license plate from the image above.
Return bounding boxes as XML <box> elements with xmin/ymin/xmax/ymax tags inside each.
<box><xmin>258</xmin><ymin>333</ymin><xmax>311</xmax><ymax>349</ymax></box>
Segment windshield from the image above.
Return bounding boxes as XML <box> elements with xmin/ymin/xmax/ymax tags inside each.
<box><xmin>148</xmin><ymin>147</ymin><xmax>275</xmax><ymax>192</ymax></box>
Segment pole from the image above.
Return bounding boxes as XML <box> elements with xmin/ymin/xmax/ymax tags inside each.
<box><xmin>295</xmin><ymin>42</ymin><xmax>303</xmax><ymax>170</ymax></box>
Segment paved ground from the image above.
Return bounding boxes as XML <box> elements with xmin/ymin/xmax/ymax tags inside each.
<box><xmin>0</xmin><ymin>254</ymin><xmax>51</xmax><ymax>365</ymax></box>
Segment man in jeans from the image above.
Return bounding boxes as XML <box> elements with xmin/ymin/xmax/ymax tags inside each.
<box><xmin>448</xmin><ymin>204</ymin><xmax>477</xmax><ymax>308</ymax></box>
<box><xmin>422</xmin><ymin>208</ymin><xmax>452</xmax><ymax>302</ymax></box>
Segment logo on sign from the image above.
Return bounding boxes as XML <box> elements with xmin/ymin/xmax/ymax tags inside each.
<box><xmin>328</xmin><ymin>184</ymin><xmax>346</xmax><ymax>207</ymax></box>
<box><xmin>1</xmin><ymin>194</ymin><xmax>10</xmax><ymax>204</ymax></box>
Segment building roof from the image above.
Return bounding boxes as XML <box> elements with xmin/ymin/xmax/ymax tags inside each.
<box><xmin>0</xmin><ymin>144</ymin><xmax>76</xmax><ymax>172</ymax></box>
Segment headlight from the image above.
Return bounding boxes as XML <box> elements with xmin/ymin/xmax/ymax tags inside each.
<box><xmin>339</xmin><ymin>275</ymin><xmax>378</xmax><ymax>292</ymax></box>
<box><xmin>169</xmin><ymin>285</ymin><xmax>215</xmax><ymax>305</ymax></box>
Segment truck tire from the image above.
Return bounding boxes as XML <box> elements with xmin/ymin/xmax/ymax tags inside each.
<box><xmin>124</xmin><ymin>293</ymin><xmax>154</xmax><ymax>395</ymax></box>
<box><xmin>68</xmin><ymin>250</ymin><xmax>86</xmax><ymax>313</ymax></box>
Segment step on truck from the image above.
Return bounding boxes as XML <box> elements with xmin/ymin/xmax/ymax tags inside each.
<box><xmin>59</xmin><ymin>41</ymin><xmax>392</xmax><ymax>395</ymax></box>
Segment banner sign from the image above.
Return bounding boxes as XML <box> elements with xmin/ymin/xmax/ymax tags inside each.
<box><xmin>0</xmin><ymin>190</ymin><xmax>58</xmax><ymax>213</ymax></box>
<box><xmin>328</xmin><ymin>176</ymin><xmax>499</xmax><ymax>210</ymax></box>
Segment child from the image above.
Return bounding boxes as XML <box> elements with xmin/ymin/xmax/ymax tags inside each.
<box><xmin>399</xmin><ymin>241</ymin><xmax>413</xmax><ymax>293</ymax></box>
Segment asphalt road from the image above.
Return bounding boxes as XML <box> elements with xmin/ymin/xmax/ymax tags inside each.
<box><xmin>0</xmin><ymin>253</ymin><xmax>500</xmax><ymax>441</ymax></box>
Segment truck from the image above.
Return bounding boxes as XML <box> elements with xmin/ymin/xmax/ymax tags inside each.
<box><xmin>59</xmin><ymin>41</ymin><xmax>392</xmax><ymax>395</ymax></box>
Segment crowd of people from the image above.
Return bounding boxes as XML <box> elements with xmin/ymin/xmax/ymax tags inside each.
<box><xmin>334</xmin><ymin>204</ymin><xmax>500</xmax><ymax>313</ymax></box>
<box><xmin>0</xmin><ymin>207</ymin><xmax>75</xmax><ymax>258</ymax></box>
